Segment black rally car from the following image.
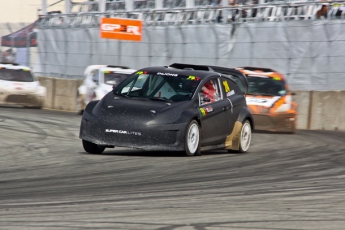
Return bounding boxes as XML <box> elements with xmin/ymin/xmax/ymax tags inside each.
<box><xmin>79</xmin><ymin>63</ymin><xmax>254</xmax><ymax>156</ymax></box>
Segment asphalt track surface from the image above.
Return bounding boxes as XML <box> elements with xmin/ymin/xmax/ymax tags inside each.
<box><xmin>0</xmin><ymin>107</ymin><xmax>345</xmax><ymax>230</ymax></box>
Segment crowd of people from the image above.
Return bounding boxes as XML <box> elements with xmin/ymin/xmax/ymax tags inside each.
<box><xmin>213</xmin><ymin>0</ymin><xmax>345</xmax><ymax>23</ymax></box>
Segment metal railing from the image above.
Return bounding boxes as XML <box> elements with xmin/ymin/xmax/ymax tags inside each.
<box><xmin>39</xmin><ymin>1</ymin><xmax>345</xmax><ymax>29</ymax></box>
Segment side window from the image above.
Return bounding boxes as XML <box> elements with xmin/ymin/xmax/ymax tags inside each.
<box><xmin>221</xmin><ymin>77</ymin><xmax>241</xmax><ymax>98</ymax></box>
<box><xmin>199</xmin><ymin>78</ymin><xmax>222</xmax><ymax>105</ymax></box>
<box><xmin>92</xmin><ymin>70</ymin><xmax>99</xmax><ymax>83</ymax></box>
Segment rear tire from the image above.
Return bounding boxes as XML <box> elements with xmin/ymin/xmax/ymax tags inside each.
<box><xmin>228</xmin><ymin>120</ymin><xmax>252</xmax><ymax>153</ymax></box>
<box><xmin>185</xmin><ymin>120</ymin><xmax>201</xmax><ymax>156</ymax></box>
<box><xmin>82</xmin><ymin>140</ymin><xmax>105</xmax><ymax>154</ymax></box>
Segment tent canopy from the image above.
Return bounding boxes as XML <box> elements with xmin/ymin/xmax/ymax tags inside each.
<box><xmin>1</xmin><ymin>20</ymin><xmax>39</xmax><ymax>48</ymax></box>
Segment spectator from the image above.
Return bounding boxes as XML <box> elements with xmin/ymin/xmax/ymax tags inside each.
<box><xmin>230</xmin><ymin>0</ymin><xmax>247</xmax><ymax>6</ymax></box>
<box><xmin>316</xmin><ymin>4</ymin><xmax>328</xmax><ymax>19</ymax></box>
<box><xmin>217</xmin><ymin>0</ymin><xmax>247</xmax><ymax>23</ymax></box>
<box><xmin>333</xmin><ymin>3</ymin><xmax>345</xmax><ymax>18</ymax></box>
<box><xmin>1</xmin><ymin>49</ymin><xmax>15</xmax><ymax>63</ymax></box>
<box><xmin>229</xmin><ymin>0</ymin><xmax>247</xmax><ymax>20</ymax></box>
<box><xmin>250</xmin><ymin>0</ymin><xmax>259</xmax><ymax>17</ymax></box>
<box><xmin>216</xmin><ymin>0</ymin><xmax>223</xmax><ymax>23</ymax></box>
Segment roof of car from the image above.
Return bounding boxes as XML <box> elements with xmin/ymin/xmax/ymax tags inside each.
<box><xmin>99</xmin><ymin>66</ymin><xmax>137</xmax><ymax>74</ymax></box>
<box><xmin>0</xmin><ymin>62</ymin><xmax>31</xmax><ymax>70</ymax></box>
<box><xmin>236</xmin><ymin>66</ymin><xmax>285</xmax><ymax>80</ymax></box>
<box><xmin>136</xmin><ymin>63</ymin><xmax>249</xmax><ymax>95</ymax></box>
<box><xmin>140</xmin><ymin>63</ymin><xmax>244</xmax><ymax>80</ymax></box>
<box><xmin>139</xmin><ymin>66</ymin><xmax>216</xmax><ymax>80</ymax></box>
<box><xmin>83</xmin><ymin>64</ymin><xmax>135</xmax><ymax>75</ymax></box>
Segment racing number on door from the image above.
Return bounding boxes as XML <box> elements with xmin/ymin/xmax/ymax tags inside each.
<box><xmin>100</xmin><ymin>18</ymin><xmax>142</xmax><ymax>41</ymax></box>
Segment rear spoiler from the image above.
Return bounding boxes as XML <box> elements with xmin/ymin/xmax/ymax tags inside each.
<box><xmin>237</xmin><ymin>66</ymin><xmax>276</xmax><ymax>73</ymax></box>
<box><xmin>0</xmin><ymin>62</ymin><xmax>19</xmax><ymax>66</ymax></box>
<box><xmin>106</xmin><ymin>65</ymin><xmax>130</xmax><ymax>69</ymax></box>
<box><xmin>169</xmin><ymin>63</ymin><xmax>248</xmax><ymax>94</ymax></box>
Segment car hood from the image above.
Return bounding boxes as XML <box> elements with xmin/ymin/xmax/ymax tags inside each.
<box><xmin>92</xmin><ymin>93</ymin><xmax>192</xmax><ymax>126</ymax></box>
<box><xmin>246</xmin><ymin>95</ymin><xmax>295</xmax><ymax>114</ymax></box>
<box><xmin>246</xmin><ymin>95</ymin><xmax>281</xmax><ymax>107</ymax></box>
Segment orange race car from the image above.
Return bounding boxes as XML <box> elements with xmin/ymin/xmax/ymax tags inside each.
<box><xmin>236</xmin><ymin>67</ymin><xmax>297</xmax><ymax>133</ymax></box>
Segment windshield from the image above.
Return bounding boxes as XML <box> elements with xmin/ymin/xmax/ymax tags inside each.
<box><xmin>0</xmin><ymin>68</ymin><xmax>34</xmax><ymax>82</ymax></box>
<box><xmin>113</xmin><ymin>71</ymin><xmax>201</xmax><ymax>102</ymax></box>
<box><xmin>247</xmin><ymin>76</ymin><xmax>286</xmax><ymax>96</ymax></box>
<box><xmin>104</xmin><ymin>72</ymin><xmax>131</xmax><ymax>86</ymax></box>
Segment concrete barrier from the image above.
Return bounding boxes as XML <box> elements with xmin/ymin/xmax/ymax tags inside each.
<box><xmin>38</xmin><ymin>77</ymin><xmax>82</xmax><ymax>112</ymax></box>
<box><xmin>309</xmin><ymin>91</ymin><xmax>345</xmax><ymax>131</ymax></box>
<box><xmin>37</xmin><ymin>77</ymin><xmax>345</xmax><ymax>131</ymax></box>
<box><xmin>37</xmin><ymin>77</ymin><xmax>55</xmax><ymax>109</ymax></box>
<box><xmin>292</xmin><ymin>90</ymin><xmax>310</xmax><ymax>130</ymax></box>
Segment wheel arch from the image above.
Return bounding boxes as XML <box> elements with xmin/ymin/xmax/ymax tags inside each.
<box><xmin>237</xmin><ymin>107</ymin><xmax>255</xmax><ymax>131</ymax></box>
<box><xmin>224</xmin><ymin>107</ymin><xmax>254</xmax><ymax>151</ymax></box>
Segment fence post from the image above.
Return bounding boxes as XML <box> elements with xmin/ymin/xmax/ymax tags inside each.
<box><xmin>282</xmin><ymin>20</ymin><xmax>292</xmax><ymax>83</ymax></box>
<box><xmin>322</xmin><ymin>20</ymin><xmax>331</xmax><ymax>89</ymax></box>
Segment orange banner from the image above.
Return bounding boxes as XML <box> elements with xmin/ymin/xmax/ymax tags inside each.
<box><xmin>100</xmin><ymin>18</ymin><xmax>142</xmax><ymax>41</ymax></box>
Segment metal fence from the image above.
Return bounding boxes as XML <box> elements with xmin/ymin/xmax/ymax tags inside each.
<box><xmin>2</xmin><ymin>1</ymin><xmax>345</xmax><ymax>90</ymax></box>
<box><xmin>0</xmin><ymin>23</ymin><xmax>38</xmax><ymax>66</ymax></box>
<box><xmin>39</xmin><ymin>1</ymin><xmax>345</xmax><ymax>28</ymax></box>
<box><xmin>68</xmin><ymin>0</ymin><xmax>343</xmax><ymax>12</ymax></box>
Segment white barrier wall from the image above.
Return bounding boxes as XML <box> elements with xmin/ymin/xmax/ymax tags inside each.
<box><xmin>292</xmin><ymin>90</ymin><xmax>310</xmax><ymax>130</ymax></box>
<box><xmin>309</xmin><ymin>91</ymin><xmax>345</xmax><ymax>131</ymax></box>
<box><xmin>39</xmin><ymin>77</ymin><xmax>82</xmax><ymax>112</ymax></box>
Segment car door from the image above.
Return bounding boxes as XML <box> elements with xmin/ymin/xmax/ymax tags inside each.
<box><xmin>221</xmin><ymin>76</ymin><xmax>246</xmax><ymax>134</ymax></box>
<box><xmin>199</xmin><ymin>77</ymin><xmax>232</xmax><ymax>146</ymax></box>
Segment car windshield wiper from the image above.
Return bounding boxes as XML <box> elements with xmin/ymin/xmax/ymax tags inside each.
<box><xmin>148</xmin><ymin>97</ymin><xmax>171</xmax><ymax>102</ymax></box>
<box><xmin>113</xmin><ymin>92</ymin><xmax>131</xmax><ymax>98</ymax></box>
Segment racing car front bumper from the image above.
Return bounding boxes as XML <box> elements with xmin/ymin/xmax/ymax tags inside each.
<box><xmin>79</xmin><ymin>111</ymin><xmax>188</xmax><ymax>151</ymax></box>
<box><xmin>0</xmin><ymin>92</ymin><xmax>44</xmax><ymax>107</ymax></box>
<box><xmin>252</xmin><ymin>113</ymin><xmax>296</xmax><ymax>133</ymax></box>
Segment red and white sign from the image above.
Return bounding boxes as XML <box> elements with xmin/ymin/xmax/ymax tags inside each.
<box><xmin>100</xmin><ymin>18</ymin><xmax>142</xmax><ymax>42</ymax></box>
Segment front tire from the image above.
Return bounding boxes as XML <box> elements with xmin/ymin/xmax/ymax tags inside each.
<box><xmin>82</xmin><ymin>140</ymin><xmax>105</xmax><ymax>154</ymax></box>
<box><xmin>185</xmin><ymin>120</ymin><xmax>201</xmax><ymax>157</ymax></box>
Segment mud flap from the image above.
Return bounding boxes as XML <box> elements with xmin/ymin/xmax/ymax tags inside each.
<box><xmin>224</xmin><ymin>121</ymin><xmax>243</xmax><ymax>150</ymax></box>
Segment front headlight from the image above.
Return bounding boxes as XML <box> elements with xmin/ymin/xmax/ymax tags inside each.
<box><xmin>275</xmin><ymin>103</ymin><xmax>291</xmax><ymax>113</ymax></box>
<box><xmin>275</xmin><ymin>95</ymin><xmax>293</xmax><ymax>113</ymax></box>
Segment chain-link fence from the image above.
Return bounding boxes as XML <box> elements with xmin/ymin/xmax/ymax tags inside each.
<box><xmin>0</xmin><ymin>22</ymin><xmax>39</xmax><ymax>68</ymax></box>
<box><xmin>2</xmin><ymin>1</ymin><xmax>345</xmax><ymax>90</ymax></box>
